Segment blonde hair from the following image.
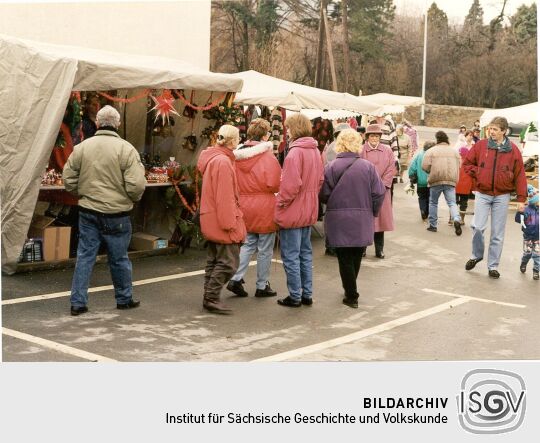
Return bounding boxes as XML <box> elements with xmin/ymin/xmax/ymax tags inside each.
<box><xmin>285</xmin><ymin>113</ymin><xmax>312</xmax><ymax>140</ymax></box>
<box><xmin>247</xmin><ymin>118</ymin><xmax>271</xmax><ymax>141</ymax></box>
<box><xmin>335</xmin><ymin>129</ymin><xmax>362</xmax><ymax>154</ymax></box>
<box><xmin>216</xmin><ymin>124</ymin><xmax>240</xmax><ymax>147</ymax></box>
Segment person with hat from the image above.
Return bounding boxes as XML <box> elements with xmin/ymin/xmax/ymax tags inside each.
<box><xmin>515</xmin><ymin>185</ymin><xmax>539</xmax><ymax>280</ymax></box>
<box><xmin>369</xmin><ymin>113</ymin><xmax>399</xmax><ymax>184</ymax></box>
<box><xmin>359</xmin><ymin>123</ymin><xmax>396</xmax><ymax>258</ymax></box>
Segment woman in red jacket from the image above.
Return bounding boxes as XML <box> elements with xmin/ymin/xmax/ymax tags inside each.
<box><xmin>226</xmin><ymin>119</ymin><xmax>281</xmax><ymax>298</ymax></box>
<box><xmin>197</xmin><ymin>125</ymin><xmax>247</xmax><ymax>314</ymax></box>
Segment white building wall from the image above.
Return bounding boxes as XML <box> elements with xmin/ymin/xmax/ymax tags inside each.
<box><xmin>0</xmin><ymin>0</ymin><xmax>210</xmax><ymax>69</ymax></box>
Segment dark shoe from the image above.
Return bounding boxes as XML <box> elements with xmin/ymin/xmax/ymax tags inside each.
<box><xmin>520</xmin><ymin>263</ymin><xmax>527</xmax><ymax>273</ymax></box>
<box><xmin>426</xmin><ymin>225</ymin><xmax>437</xmax><ymax>232</ymax></box>
<box><xmin>117</xmin><ymin>299</ymin><xmax>140</xmax><ymax>310</ymax></box>
<box><xmin>255</xmin><ymin>282</ymin><xmax>277</xmax><ymax>297</ymax></box>
<box><xmin>533</xmin><ymin>270</ymin><xmax>539</xmax><ymax>280</ymax></box>
<box><xmin>488</xmin><ymin>270</ymin><xmax>500</xmax><ymax>279</ymax></box>
<box><xmin>342</xmin><ymin>298</ymin><xmax>358</xmax><ymax>309</ymax></box>
<box><xmin>71</xmin><ymin>306</ymin><xmax>88</xmax><ymax>316</ymax></box>
<box><xmin>226</xmin><ymin>279</ymin><xmax>248</xmax><ymax>297</ymax></box>
<box><xmin>301</xmin><ymin>297</ymin><xmax>313</xmax><ymax>306</ymax></box>
<box><xmin>277</xmin><ymin>296</ymin><xmax>301</xmax><ymax>307</ymax></box>
<box><xmin>454</xmin><ymin>220</ymin><xmax>462</xmax><ymax>236</ymax></box>
<box><xmin>421</xmin><ymin>212</ymin><xmax>428</xmax><ymax>220</ymax></box>
<box><xmin>203</xmin><ymin>299</ymin><xmax>233</xmax><ymax>315</ymax></box>
<box><xmin>465</xmin><ymin>258</ymin><xmax>482</xmax><ymax>271</ymax></box>
<box><xmin>375</xmin><ymin>251</ymin><xmax>385</xmax><ymax>259</ymax></box>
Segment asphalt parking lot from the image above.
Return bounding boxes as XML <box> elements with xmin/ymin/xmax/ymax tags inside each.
<box><xmin>2</xmin><ymin>183</ymin><xmax>538</xmax><ymax>362</ymax></box>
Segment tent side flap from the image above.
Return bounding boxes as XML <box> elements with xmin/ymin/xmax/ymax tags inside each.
<box><xmin>1</xmin><ymin>38</ymin><xmax>77</xmax><ymax>273</ymax></box>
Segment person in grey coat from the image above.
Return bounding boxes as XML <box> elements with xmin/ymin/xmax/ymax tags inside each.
<box><xmin>319</xmin><ymin>129</ymin><xmax>386</xmax><ymax>308</ymax></box>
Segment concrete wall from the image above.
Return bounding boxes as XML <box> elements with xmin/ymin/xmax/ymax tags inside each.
<box><xmin>0</xmin><ymin>0</ymin><xmax>210</xmax><ymax>69</ymax></box>
<box><xmin>404</xmin><ymin>104</ymin><xmax>487</xmax><ymax>129</ymax></box>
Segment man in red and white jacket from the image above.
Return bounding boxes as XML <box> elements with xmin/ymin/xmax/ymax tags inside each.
<box><xmin>463</xmin><ymin>116</ymin><xmax>527</xmax><ymax>279</ymax></box>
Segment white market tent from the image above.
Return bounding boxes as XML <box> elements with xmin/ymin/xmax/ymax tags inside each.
<box><xmin>0</xmin><ymin>34</ymin><xmax>243</xmax><ymax>272</ymax></box>
<box><xmin>232</xmin><ymin>70</ymin><xmax>381</xmax><ymax>113</ymax></box>
<box><xmin>359</xmin><ymin>93</ymin><xmax>424</xmax><ymax>114</ymax></box>
<box><xmin>479</xmin><ymin>102</ymin><xmax>539</xmax><ymax>127</ymax></box>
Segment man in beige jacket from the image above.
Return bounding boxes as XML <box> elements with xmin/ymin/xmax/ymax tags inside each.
<box><xmin>422</xmin><ymin>131</ymin><xmax>462</xmax><ymax>236</ymax></box>
<box><xmin>63</xmin><ymin>105</ymin><xmax>146</xmax><ymax>316</ymax></box>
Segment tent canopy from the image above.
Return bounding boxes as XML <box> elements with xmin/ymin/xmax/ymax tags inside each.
<box><xmin>232</xmin><ymin>70</ymin><xmax>381</xmax><ymax>114</ymax></box>
<box><xmin>359</xmin><ymin>93</ymin><xmax>424</xmax><ymax>107</ymax></box>
<box><xmin>479</xmin><ymin>102</ymin><xmax>539</xmax><ymax>127</ymax></box>
<box><xmin>0</xmin><ymin>34</ymin><xmax>243</xmax><ymax>272</ymax></box>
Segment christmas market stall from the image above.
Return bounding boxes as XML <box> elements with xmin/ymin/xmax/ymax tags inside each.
<box><xmin>0</xmin><ymin>34</ymin><xmax>243</xmax><ymax>274</ymax></box>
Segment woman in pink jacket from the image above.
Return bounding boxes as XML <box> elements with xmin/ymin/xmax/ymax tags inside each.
<box><xmin>197</xmin><ymin>125</ymin><xmax>247</xmax><ymax>314</ymax></box>
<box><xmin>275</xmin><ymin>114</ymin><xmax>324</xmax><ymax>307</ymax></box>
<box><xmin>360</xmin><ymin>124</ymin><xmax>396</xmax><ymax>258</ymax></box>
<box><xmin>226</xmin><ymin>119</ymin><xmax>282</xmax><ymax>299</ymax></box>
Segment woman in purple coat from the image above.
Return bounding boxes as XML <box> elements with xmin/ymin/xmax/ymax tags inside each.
<box><xmin>360</xmin><ymin>124</ymin><xmax>396</xmax><ymax>258</ymax></box>
<box><xmin>320</xmin><ymin>129</ymin><xmax>386</xmax><ymax>308</ymax></box>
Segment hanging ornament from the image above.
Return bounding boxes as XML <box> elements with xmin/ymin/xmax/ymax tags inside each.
<box><xmin>149</xmin><ymin>89</ymin><xmax>180</xmax><ymax>125</ymax></box>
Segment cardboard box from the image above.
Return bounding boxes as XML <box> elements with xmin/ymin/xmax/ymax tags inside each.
<box><xmin>27</xmin><ymin>215</ymin><xmax>71</xmax><ymax>262</ymax></box>
<box><xmin>130</xmin><ymin>232</ymin><xmax>168</xmax><ymax>251</ymax></box>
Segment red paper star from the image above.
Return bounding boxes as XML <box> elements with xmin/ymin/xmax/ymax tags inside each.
<box><xmin>149</xmin><ymin>90</ymin><xmax>180</xmax><ymax>125</ymax></box>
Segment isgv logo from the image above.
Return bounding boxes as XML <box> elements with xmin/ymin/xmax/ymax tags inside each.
<box><xmin>457</xmin><ymin>369</ymin><xmax>526</xmax><ymax>434</ymax></box>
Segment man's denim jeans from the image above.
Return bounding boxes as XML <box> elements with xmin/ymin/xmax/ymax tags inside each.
<box><xmin>279</xmin><ymin>227</ymin><xmax>313</xmax><ymax>302</ymax></box>
<box><xmin>471</xmin><ymin>192</ymin><xmax>511</xmax><ymax>270</ymax></box>
<box><xmin>231</xmin><ymin>232</ymin><xmax>276</xmax><ymax>290</ymax></box>
<box><xmin>428</xmin><ymin>184</ymin><xmax>460</xmax><ymax>227</ymax></box>
<box><xmin>70</xmin><ymin>211</ymin><xmax>133</xmax><ymax>307</ymax></box>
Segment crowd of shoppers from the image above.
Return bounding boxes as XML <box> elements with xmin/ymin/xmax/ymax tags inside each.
<box><xmin>63</xmin><ymin>113</ymin><xmax>531</xmax><ymax>317</ymax></box>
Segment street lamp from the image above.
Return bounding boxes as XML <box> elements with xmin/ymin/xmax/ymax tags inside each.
<box><xmin>421</xmin><ymin>3</ymin><xmax>428</xmax><ymax>126</ymax></box>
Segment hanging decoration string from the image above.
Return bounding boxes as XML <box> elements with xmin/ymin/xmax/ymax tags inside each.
<box><xmin>173</xmin><ymin>90</ymin><xmax>228</xmax><ymax>111</ymax></box>
<box><xmin>97</xmin><ymin>89</ymin><xmax>151</xmax><ymax>103</ymax></box>
<box><xmin>171</xmin><ymin>171</ymin><xmax>200</xmax><ymax>215</ymax></box>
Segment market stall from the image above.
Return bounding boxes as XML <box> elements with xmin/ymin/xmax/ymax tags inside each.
<box><xmin>0</xmin><ymin>34</ymin><xmax>243</xmax><ymax>273</ymax></box>
<box><xmin>232</xmin><ymin>70</ymin><xmax>381</xmax><ymax>113</ymax></box>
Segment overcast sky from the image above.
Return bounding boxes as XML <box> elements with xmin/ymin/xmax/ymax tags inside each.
<box><xmin>394</xmin><ymin>0</ymin><xmax>536</xmax><ymax>22</ymax></box>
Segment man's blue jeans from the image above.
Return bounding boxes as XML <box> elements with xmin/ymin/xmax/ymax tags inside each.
<box><xmin>428</xmin><ymin>184</ymin><xmax>460</xmax><ymax>227</ymax></box>
<box><xmin>70</xmin><ymin>211</ymin><xmax>133</xmax><ymax>308</ymax></box>
<box><xmin>231</xmin><ymin>232</ymin><xmax>276</xmax><ymax>290</ymax></box>
<box><xmin>471</xmin><ymin>192</ymin><xmax>511</xmax><ymax>270</ymax></box>
<box><xmin>279</xmin><ymin>227</ymin><xmax>313</xmax><ymax>302</ymax></box>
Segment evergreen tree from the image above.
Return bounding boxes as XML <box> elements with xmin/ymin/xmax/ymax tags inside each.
<box><xmin>348</xmin><ymin>0</ymin><xmax>396</xmax><ymax>62</ymax></box>
<box><xmin>510</xmin><ymin>3</ymin><xmax>537</xmax><ymax>43</ymax></box>
<box><xmin>463</xmin><ymin>0</ymin><xmax>484</xmax><ymax>32</ymax></box>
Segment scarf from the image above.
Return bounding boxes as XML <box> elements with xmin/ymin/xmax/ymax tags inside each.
<box><xmin>487</xmin><ymin>136</ymin><xmax>512</xmax><ymax>153</ymax></box>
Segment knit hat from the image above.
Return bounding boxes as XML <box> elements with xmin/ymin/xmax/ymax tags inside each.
<box><xmin>365</xmin><ymin>124</ymin><xmax>383</xmax><ymax>136</ymax></box>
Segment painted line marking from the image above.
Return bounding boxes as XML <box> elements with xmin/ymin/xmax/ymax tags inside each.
<box><xmin>421</xmin><ymin>288</ymin><xmax>526</xmax><ymax>309</ymax></box>
<box><xmin>2</xmin><ymin>327</ymin><xmax>117</xmax><ymax>362</ymax></box>
<box><xmin>253</xmin><ymin>298</ymin><xmax>470</xmax><ymax>362</ymax></box>
<box><xmin>2</xmin><ymin>259</ymin><xmax>284</xmax><ymax>306</ymax></box>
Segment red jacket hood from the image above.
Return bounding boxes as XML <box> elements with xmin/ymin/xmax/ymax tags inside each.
<box><xmin>197</xmin><ymin>145</ymin><xmax>235</xmax><ymax>174</ymax></box>
<box><xmin>234</xmin><ymin>141</ymin><xmax>273</xmax><ymax>173</ymax></box>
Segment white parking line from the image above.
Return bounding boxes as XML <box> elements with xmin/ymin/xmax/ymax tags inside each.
<box><xmin>2</xmin><ymin>259</ymin><xmax>284</xmax><ymax>306</ymax></box>
<box><xmin>421</xmin><ymin>288</ymin><xmax>527</xmax><ymax>309</ymax></box>
<box><xmin>253</xmin><ymin>298</ymin><xmax>470</xmax><ymax>362</ymax></box>
<box><xmin>2</xmin><ymin>327</ymin><xmax>117</xmax><ymax>362</ymax></box>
